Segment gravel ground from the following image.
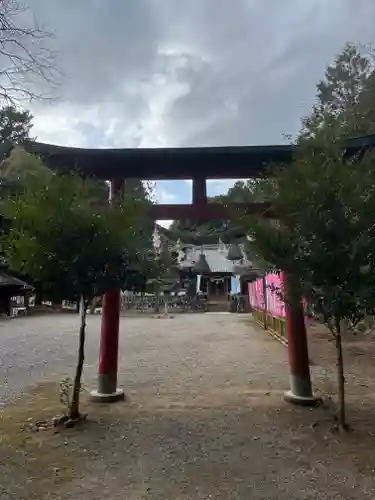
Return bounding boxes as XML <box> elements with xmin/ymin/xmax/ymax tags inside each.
<box><xmin>0</xmin><ymin>314</ymin><xmax>101</xmax><ymax>404</ymax></box>
<box><xmin>307</xmin><ymin>320</ymin><xmax>375</xmax><ymax>401</ymax></box>
<box><xmin>1</xmin><ymin>313</ymin><xmax>375</xmax><ymax>499</ymax></box>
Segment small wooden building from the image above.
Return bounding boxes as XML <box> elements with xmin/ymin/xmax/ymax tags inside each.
<box><xmin>0</xmin><ymin>272</ymin><xmax>34</xmax><ymax>316</ymax></box>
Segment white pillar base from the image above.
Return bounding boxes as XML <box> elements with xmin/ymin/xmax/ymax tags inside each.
<box><xmin>284</xmin><ymin>390</ymin><xmax>322</xmax><ymax>407</ymax></box>
<box><xmin>90</xmin><ymin>388</ymin><xmax>125</xmax><ymax>403</ymax></box>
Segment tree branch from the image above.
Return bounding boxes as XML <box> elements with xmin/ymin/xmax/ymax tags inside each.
<box><xmin>0</xmin><ymin>0</ymin><xmax>60</xmax><ymax>105</ymax></box>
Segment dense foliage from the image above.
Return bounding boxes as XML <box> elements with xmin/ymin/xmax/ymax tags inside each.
<box><xmin>0</xmin><ymin>105</ymin><xmax>34</xmax><ymax>144</ymax></box>
<box><xmin>4</xmin><ymin>172</ymin><xmax>147</xmax><ymax>301</ymax></box>
<box><xmin>3</xmin><ymin>168</ymin><xmax>148</xmax><ymax>419</ymax></box>
<box><xmin>236</xmin><ymin>42</ymin><xmax>375</xmax><ymax>430</ymax></box>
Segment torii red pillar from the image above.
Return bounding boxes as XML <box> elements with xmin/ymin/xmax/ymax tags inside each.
<box><xmin>91</xmin><ymin>179</ymin><xmax>125</xmax><ymax>403</ymax></box>
<box><xmin>283</xmin><ymin>272</ymin><xmax>321</xmax><ymax>406</ymax></box>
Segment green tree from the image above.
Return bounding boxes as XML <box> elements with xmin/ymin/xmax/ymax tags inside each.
<box><xmin>301</xmin><ymin>42</ymin><xmax>373</xmax><ymax>139</ymax></box>
<box><xmin>356</xmin><ymin>70</ymin><xmax>375</xmax><ymax>134</ymax></box>
<box><xmin>94</xmin><ymin>179</ymin><xmax>153</xmax><ymax>206</ymax></box>
<box><xmin>0</xmin><ymin>106</ymin><xmax>34</xmax><ymax>144</ymax></box>
<box><xmin>233</xmin><ymin>43</ymin><xmax>375</xmax><ymax>227</ymax></box>
<box><xmin>123</xmin><ymin>179</ymin><xmax>153</xmax><ymax>203</ymax></box>
<box><xmin>4</xmin><ymin>172</ymin><xmax>146</xmax><ymax>420</ymax></box>
<box><xmin>0</xmin><ymin>149</ymin><xmax>154</xmax><ymax>305</ymax></box>
<box><xmin>0</xmin><ymin>146</ymin><xmax>51</xmax><ymax>190</ymax></box>
<box><xmin>239</xmin><ymin>126</ymin><xmax>375</xmax><ymax>430</ymax></box>
<box><xmin>0</xmin><ymin>148</ymin><xmax>103</xmax><ymax>304</ymax></box>
<box><xmin>0</xmin><ymin>147</ymin><xmax>52</xmax><ymax>286</ymax></box>
<box><xmin>226</xmin><ymin>180</ymin><xmax>257</xmax><ymax>202</ymax></box>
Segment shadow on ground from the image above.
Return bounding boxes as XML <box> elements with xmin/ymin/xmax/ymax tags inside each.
<box><xmin>2</xmin><ymin>382</ymin><xmax>375</xmax><ymax>500</ymax></box>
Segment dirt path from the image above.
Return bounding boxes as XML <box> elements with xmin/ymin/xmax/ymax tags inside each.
<box><xmin>1</xmin><ymin>314</ymin><xmax>375</xmax><ymax>499</ymax></box>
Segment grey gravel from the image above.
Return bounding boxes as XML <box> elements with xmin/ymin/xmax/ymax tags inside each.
<box><xmin>1</xmin><ymin>313</ymin><xmax>375</xmax><ymax>499</ymax></box>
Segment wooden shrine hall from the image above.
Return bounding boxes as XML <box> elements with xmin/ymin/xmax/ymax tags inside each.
<box><xmin>5</xmin><ymin>134</ymin><xmax>375</xmax><ymax>405</ymax></box>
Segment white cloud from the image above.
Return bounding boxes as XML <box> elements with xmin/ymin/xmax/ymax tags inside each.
<box><xmin>26</xmin><ymin>0</ymin><xmax>375</xmax><ymax>174</ymax></box>
<box><xmin>155</xmin><ymin>189</ymin><xmax>177</xmax><ymax>204</ymax></box>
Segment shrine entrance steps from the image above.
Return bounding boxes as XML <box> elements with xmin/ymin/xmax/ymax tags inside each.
<box><xmin>207</xmin><ymin>297</ymin><xmax>229</xmax><ymax>312</ymax></box>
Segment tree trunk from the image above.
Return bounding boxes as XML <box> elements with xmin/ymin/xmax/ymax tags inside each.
<box><xmin>69</xmin><ymin>295</ymin><xmax>87</xmax><ymax>420</ymax></box>
<box><xmin>154</xmin><ymin>290</ymin><xmax>160</xmax><ymax>314</ymax></box>
<box><xmin>35</xmin><ymin>288</ymin><xmax>42</xmax><ymax>306</ymax></box>
<box><xmin>89</xmin><ymin>296</ymin><xmax>99</xmax><ymax>315</ymax></box>
<box><xmin>335</xmin><ymin>318</ymin><xmax>348</xmax><ymax>431</ymax></box>
<box><xmin>164</xmin><ymin>297</ymin><xmax>168</xmax><ymax>316</ymax></box>
<box><xmin>5</xmin><ymin>298</ymin><xmax>11</xmax><ymax>317</ymax></box>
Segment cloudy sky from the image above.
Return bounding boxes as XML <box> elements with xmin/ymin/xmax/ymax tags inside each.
<box><xmin>29</xmin><ymin>0</ymin><xmax>375</xmax><ymax>226</ymax></box>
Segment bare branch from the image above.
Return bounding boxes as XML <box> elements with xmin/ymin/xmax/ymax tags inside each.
<box><xmin>0</xmin><ymin>0</ymin><xmax>60</xmax><ymax>105</ymax></box>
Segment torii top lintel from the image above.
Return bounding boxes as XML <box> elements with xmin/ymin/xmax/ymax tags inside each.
<box><xmin>19</xmin><ymin>134</ymin><xmax>375</xmax><ymax>180</ymax></box>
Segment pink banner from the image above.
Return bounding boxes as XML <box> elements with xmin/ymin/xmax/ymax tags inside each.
<box><xmin>248</xmin><ymin>272</ymin><xmax>286</xmax><ymax>318</ymax></box>
<box><xmin>248</xmin><ymin>281</ymin><xmax>258</xmax><ymax>308</ymax></box>
<box><xmin>249</xmin><ymin>280</ymin><xmax>263</xmax><ymax>309</ymax></box>
<box><xmin>248</xmin><ymin>277</ymin><xmax>265</xmax><ymax>310</ymax></box>
<box><xmin>265</xmin><ymin>272</ymin><xmax>285</xmax><ymax>318</ymax></box>
<box><xmin>248</xmin><ymin>272</ymin><xmax>312</xmax><ymax>324</ymax></box>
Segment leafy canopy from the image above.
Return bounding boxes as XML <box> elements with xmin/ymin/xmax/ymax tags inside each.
<box><xmin>241</xmin><ymin>124</ymin><xmax>375</xmax><ymax>327</ymax></box>
<box><xmin>300</xmin><ymin>42</ymin><xmax>374</xmax><ymax>139</ymax></box>
<box><xmin>4</xmin><ymin>171</ymin><xmax>148</xmax><ymax>301</ymax></box>
<box><xmin>0</xmin><ymin>146</ymin><xmax>52</xmax><ymax>190</ymax></box>
<box><xmin>0</xmin><ymin>105</ymin><xmax>34</xmax><ymax>144</ymax></box>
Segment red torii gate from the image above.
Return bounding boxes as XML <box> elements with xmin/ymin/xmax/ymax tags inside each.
<box><xmin>21</xmin><ymin>135</ymin><xmax>375</xmax><ymax>405</ymax></box>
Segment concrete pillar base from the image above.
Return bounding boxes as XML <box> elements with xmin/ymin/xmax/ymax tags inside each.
<box><xmin>90</xmin><ymin>388</ymin><xmax>125</xmax><ymax>404</ymax></box>
<box><xmin>284</xmin><ymin>390</ymin><xmax>322</xmax><ymax>407</ymax></box>
<box><xmin>289</xmin><ymin>374</ymin><xmax>313</xmax><ymax>399</ymax></box>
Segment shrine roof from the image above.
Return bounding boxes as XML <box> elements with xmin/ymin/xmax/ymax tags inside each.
<box><xmin>178</xmin><ymin>244</ymin><xmax>252</xmax><ymax>274</ymax></box>
<box><xmin>3</xmin><ymin>134</ymin><xmax>375</xmax><ymax>180</ymax></box>
<box><xmin>0</xmin><ymin>272</ymin><xmax>34</xmax><ymax>291</ymax></box>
